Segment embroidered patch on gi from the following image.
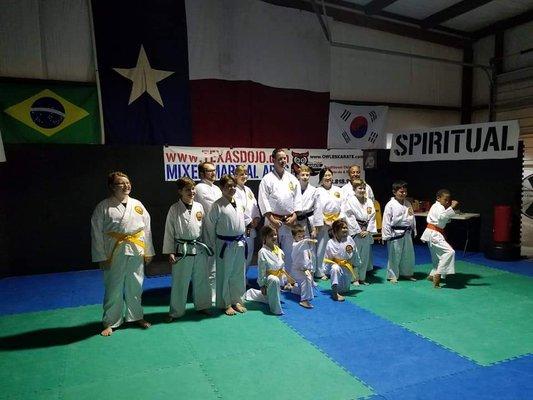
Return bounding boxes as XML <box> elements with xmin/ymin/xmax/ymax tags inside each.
<box><xmin>248</xmin><ymin>192</ymin><xmax>253</xmax><ymax>199</ymax></box>
<box><xmin>134</xmin><ymin>206</ymin><xmax>143</xmax><ymax>215</ymax></box>
<box><xmin>408</xmin><ymin>207</ymin><xmax>414</xmax><ymax>216</ymax></box>
<box><xmin>345</xmin><ymin>244</ymin><xmax>353</xmax><ymax>253</ymax></box>
<box><xmin>288</xmin><ymin>181</ymin><xmax>295</xmax><ymax>191</ymax></box>
<box><xmin>196</xmin><ymin>211</ymin><xmax>203</xmax><ymax>221</ymax></box>
<box><xmin>367</xmin><ymin>207</ymin><xmax>372</xmax><ymax>215</ymax></box>
<box><xmin>334</xmin><ymin>191</ymin><xmax>340</xmax><ymax>198</ymax></box>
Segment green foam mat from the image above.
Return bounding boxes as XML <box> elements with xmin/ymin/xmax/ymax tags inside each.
<box><xmin>0</xmin><ymin>300</ymin><xmax>373</xmax><ymax>400</ymax></box>
<box><xmin>336</xmin><ymin>261</ymin><xmax>533</xmax><ymax>365</ymax></box>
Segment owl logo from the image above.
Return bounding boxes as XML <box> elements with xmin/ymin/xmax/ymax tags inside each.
<box><xmin>291</xmin><ymin>150</ymin><xmax>321</xmax><ymax>176</ymax></box>
<box><xmin>367</xmin><ymin>207</ymin><xmax>372</xmax><ymax>215</ymax></box>
<box><xmin>196</xmin><ymin>211</ymin><xmax>203</xmax><ymax>221</ymax></box>
<box><xmin>345</xmin><ymin>244</ymin><xmax>353</xmax><ymax>254</ymax></box>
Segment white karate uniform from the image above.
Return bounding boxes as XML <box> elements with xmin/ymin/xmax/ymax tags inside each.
<box><xmin>291</xmin><ymin>240</ymin><xmax>315</xmax><ymax>301</ymax></box>
<box><xmin>420</xmin><ymin>202</ymin><xmax>456</xmax><ymax>278</ymax></box>
<box><xmin>194</xmin><ymin>179</ymin><xmax>222</xmax><ymax>300</ymax></box>
<box><xmin>382</xmin><ymin>197</ymin><xmax>417</xmax><ymax>280</ymax></box>
<box><xmin>91</xmin><ymin>197</ymin><xmax>155</xmax><ymax>328</ymax></box>
<box><xmin>315</xmin><ymin>185</ymin><xmax>345</xmax><ymax>277</ymax></box>
<box><xmin>341</xmin><ymin>182</ymin><xmax>375</xmax><ymax>202</ymax></box>
<box><xmin>210</xmin><ymin>196</ymin><xmax>247</xmax><ymax>309</ymax></box>
<box><xmin>163</xmin><ymin>200</ymin><xmax>211</xmax><ymax>318</ymax></box>
<box><xmin>343</xmin><ymin>196</ymin><xmax>376</xmax><ymax>281</ymax></box>
<box><xmin>297</xmin><ymin>184</ymin><xmax>321</xmax><ymax>237</ymax></box>
<box><xmin>234</xmin><ymin>184</ymin><xmax>260</xmax><ymax>266</ymax></box>
<box><xmin>323</xmin><ymin>236</ymin><xmax>359</xmax><ymax>293</ymax></box>
<box><xmin>258</xmin><ymin>170</ymin><xmax>302</xmax><ymax>270</ymax></box>
<box><xmin>245</xmin><ymin>245</ymin><xmax>288</xmax><ymax>315</ymax></box>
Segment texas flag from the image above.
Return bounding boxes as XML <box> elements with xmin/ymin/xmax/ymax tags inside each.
<box><xmin>327</xmin><ymin>103</ymin><xmax>388</xmax><ymax>149</ymax></box>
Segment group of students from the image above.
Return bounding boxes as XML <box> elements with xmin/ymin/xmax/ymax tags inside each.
<box><xmin>91</xmin><ymin>148</ymin><xmax>459</xmax><ymax>336</ymax></box>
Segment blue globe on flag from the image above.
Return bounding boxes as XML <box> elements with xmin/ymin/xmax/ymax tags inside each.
<box><xmin>350</xmin><ymin>116</ymin><xmax>368</xmax><ymax>139</ymax></box>
<box><xmin>30</xmin><ymin>97</ymin><xmax>65</xmax><ymax>129</ymax></box>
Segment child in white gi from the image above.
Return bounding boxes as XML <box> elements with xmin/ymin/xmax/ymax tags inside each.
<box><xmin>420</xmin><ymin>189</ymin><xmax>459</xmax><ymax>288</ymax></box>
<box><xmin>315</xmin><ymin>167</ymin><xmax>345</xmax><ymax>279</ymax></box>
<box><xmin>91</xmin><ymin>171</ymin><xmax>154</xmax><ymax>336</ymax></box>
<box><xmin>295</xmin><ymin>165</ymin><xmax>321</xmax><ymax>239</ymax></box>
<box><xmin>245</xmin><ymin>226</ymin><xmax>295</xmax><ymax>315</ymax></box>
<box><xmin>209</xmin><ymin>175</ymin><xmax>247</xmax><ymax>316</ymax></box>
<box><xmin>382</xmin><ymin>180</ymin><xmax>417</xmax><ymax>283</ymax></box>
<box><xmin>342</xmin><ymin>178</ymin><xmax>376</xmax><ymax>284</ymax></box>
<box><xmin>163</xmin><ymin>177</ymin><xmax>213</xmax><ymax>321</ymax></box>
<box><xmin>234</xmin><ymin>165</ymin><xmax>260</xmax><ymax>271</ymax></box>
<box><xmin>291</xmin><ymin>225</ymin><xmax>316</xmax><ymax>309</ymax></box>
<box><xmin>323</xmin><ymin>220</ymin><xmax>360</xmax><ymax>301</ymax></box>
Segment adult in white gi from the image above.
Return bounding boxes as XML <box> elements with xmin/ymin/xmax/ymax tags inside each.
<box><xmin>323</xmin><ymin>220</ymin><xmax>359</xmax><ymax>301</ymax></box>
<box><xmin>258</xmin><ymin>148</ymin><xmax>302</xmax><ymax>271</ymax></box>
<box><xmin>291</xmin><ymin>225</ymin><xmax>316</xmax><ymax>309</ymax></box>
<box><xmin>295</xmin><ymin>165</ymin><xmax>321</xmax><ymax>239</ymax></box>
<box><xmin>209</xmin><ymin>175</ymin><xmax>247</xmax><ymax>316</ymax></box>
<box><xmin>234</xmin><ymin>165</ymin><xmax>260</xmax><ymax>267</ymax></box>
<box><xmin>91</xmin><ymin>171</ymin><xmax>154</xmax><ymax>336</ymax></box>
<box><xmin>163</xmin><ymin>177</ymin><xmax>213</xmax><ymax>321</ymax></box>
<box><xmin>315</xmin><ymin>168</ymin><xmax>345</xmax><ymax>278</ymax></box>
<box><xmin>342</xmin><ymin>178</ymin><xmax>376</xmax><ymax>284</ymax></box>
<box><xmin>245</xmin><ymin>226</ymin><xmax>294</xmax><ymax>315</ymax></box>
<box><xmin>420</xmin><ymin>189</ymin><xmax>459</xmax><ymax>288</ymax></box>
<box><xmin>382</xmin><ymin>181</ymin><xmax>417</xmax><ymax>283</ymax></box>
<box><xmin>341</xmin><ymin>165</ymin><xmax>375</xmax><ymax>202</ymax></box>
<box><xmin>195</xmin><ymin>162</ymin><xmax>222</xmax><ymax>301</ymax></box>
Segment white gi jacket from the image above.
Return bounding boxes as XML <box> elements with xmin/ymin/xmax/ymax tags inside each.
<box><xmin>382</xmin><ymin>197</ymin><xmax>417</xmax><ymax>241</ymax></box>
<box><xmin>343</xmin><ymin>196</ymin><xmax>377</xmax><ymax>236</ymax></box>
<box><xmin>162</xmin><ymin>200</ymin><xmax>206</xmax><ymax>255</ymax></box>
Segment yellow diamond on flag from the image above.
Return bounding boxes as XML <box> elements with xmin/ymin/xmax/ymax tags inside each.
<box><xmin>3</xmin><ymin>89</ymin><xmax>89</xmax><ymax>137</ymax></box>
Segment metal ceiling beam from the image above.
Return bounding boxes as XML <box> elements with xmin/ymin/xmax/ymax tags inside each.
<box><xmin>420</xmin><ymin>0</ymin><xmax>494</xmax><ymax>30</ymax></box>
<box><xmin>363</xmin><ymin>0</ymin><xmax>399</xmax><ymax>16</ymax></box>
<box><xmin>472</xmin><ymin>9</ymin><xmax>533</xmax><ymax>39</ymax></box>
<box><xmin>262</xmin><ymin>0</ymin><xmax>470</xmax><ymax>48</ymax></box>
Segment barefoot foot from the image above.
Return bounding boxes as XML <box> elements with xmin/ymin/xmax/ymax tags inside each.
<box><xmin>233</xmin><ymin>303</ymin><xmax>247</xmax><ymax>313</ymax></box>
<box><xmin>100</xmin><ymin>326</ymin><xmax>113</xmax><ymax>336</ymax></box>
<box><xmin>136</xmin><ymin>319</ymin><xmax>151</xmax><ymax>329</ymax></box>
<box><xmin>225</xmin><ymin>306</ymin><xmax>237</xmax><ymax>316</ymax></box>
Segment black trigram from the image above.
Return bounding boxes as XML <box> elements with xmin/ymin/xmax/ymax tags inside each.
<box><xmin>342</xmin><ymin>130</ymin><xmax>351</xmax><ymax>143</ymax></box>
<box><xmin>368</xmin><ymin>131</ymin><xmax>378</xmax><ymax>143</ymax></box>
<box><xmin>340</xmin><ymin>109</ymin><xmax>351</xmax><ymax>121</ymax></box>
<box><xmin>369</xmin><ymin>111</ymin><xmax>377</xmax><ymax>123</ymax></box>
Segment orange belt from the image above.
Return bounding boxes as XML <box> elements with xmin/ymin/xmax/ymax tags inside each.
<box><xmin>426</xmin><ymin>224</ymin><xmax>445</xmax><ymax>234</ymax></box>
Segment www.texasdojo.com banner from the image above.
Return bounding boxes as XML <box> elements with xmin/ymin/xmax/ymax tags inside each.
<box><xmin>163</xmin><ymin>147</ymin><xmax>364</xmax><ymax>187</ymax></box>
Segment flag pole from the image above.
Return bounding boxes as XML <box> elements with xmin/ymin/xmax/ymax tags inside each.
<box><xmin>87</xmin><ymin>0</ymin><xmax>106</xmax><ymax>145</ymax></box>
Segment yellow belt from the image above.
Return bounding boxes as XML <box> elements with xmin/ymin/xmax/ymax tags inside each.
<box><xmin>266</xmin><ymin>268</ymin><xmax>296</xmax><ymax>285</ymax></box>
<box><xmin>323</xmin><ymin>212</ymin><xmax>340</xmax><ymax>224</ymax></box>
<box><xmin>324</xmin><ymin>257</ymin><xmax>357</xmax><ymax>281</ymax></box>
<box><xmin>106</xmin><ymin>229</ymin><xmax>145</xmax><ymax>263</ymax></box>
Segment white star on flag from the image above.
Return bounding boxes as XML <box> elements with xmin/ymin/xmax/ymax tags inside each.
<box><xmin>113</xmin><ymin>45</ymin><xmax>174</xmax><ymax>107</ymax></box>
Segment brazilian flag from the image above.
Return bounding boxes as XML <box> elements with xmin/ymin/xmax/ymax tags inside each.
<box><xmin>0</xmin><ymin>80</ymin><xmax>101</xmax><ymax>144</ymax></box>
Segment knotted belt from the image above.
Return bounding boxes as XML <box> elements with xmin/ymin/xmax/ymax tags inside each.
<box><xmin>356</xmin><ymin>218</ymin><xmax>368</xmax><ymax>230</ymax></box>
<box><xmin>266</xmin><ymin>268</ymin><xmax>296</xmax><ymax>285</ymax></box>
<box><xmin>426</xmin><ymin>223</ymin><xmax>445</xmax><ymax>235</ymax></box>
<box><xmin>296</xmin><ymin>210</ymin><xmax>315</xmax><ymax>221</ymax></box>
<box><xmin>323</xmin><ymin>212</ymin><xmax>340</xmax><ymax>224</ymax></box>
<box><xmin>216</xmin><ymin>234</ymin><xmax>248</xmax><ymax>259</ymax></box>
<box><xmin>388</xmin><ymin>225</ymin><xmax>412</xmax><ymax>241</ymax></box>
<box><xmin>324</xmin><ymin>257</ymin><xmax>357</xmax><ymax>281</ymax></box>
<box><xmin>174</xmin><ymin>238</ymin><xmax>214</xmax><ymax>263</ymax></box>
<box><xmin>106</xmin><ymin>229</ymin><xmax>145</xmax><ymax>263</ymax></box>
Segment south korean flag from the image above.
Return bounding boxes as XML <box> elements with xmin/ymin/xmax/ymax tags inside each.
<box><xmin>327</xmin><ymin>103</ymin><xmax>388</xmax><ymax>149</ymax></box>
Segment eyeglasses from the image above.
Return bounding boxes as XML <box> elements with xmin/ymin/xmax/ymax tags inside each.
<box><xmin>204</xmin><ymin>169</ymin><xmax>216</xmax><ymax>173</ymax></box>
<box><xmin>113</xmin><ymin>182</ymin><xmax>131</xmax><ymax>187</ymax></box>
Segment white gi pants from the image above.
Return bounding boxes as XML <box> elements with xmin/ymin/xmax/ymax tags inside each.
<box><xmin>278</xmin><ymin>224</ymin><xmax>294</xmax><ymax>271</ymax></box>
<box><xmin>315</xmin><ymin>226</ymin><xmax>330</xmax><ymax>277</ymax></box>
<box><xmin>426</xmin><ymin>233</ymin><xmax>455</xmax><ymax>278</ymax></box>
<box><xmin>327</xmin><ymin>264</ymin><xmax>351</xmax><ymax>293</ymax></box>
<box><xmin>102</xmin><ymin>254</ymin><xmax>144</xmax><ymax>328</ymax></box>
<box><xmin>245</xmin><ymin>230</ymin><xmax>256</xmax><ymax>267</ymax></box>
<box><xmin>291</xmin><ymin>268</ymin><xmax>314</xmax><ymax>301</ymax></box>
<box><xmin>354</xmin><ymin>235</ymin><xmax>373</xmax><ymax>281</ymax></box>
<box><xmin>245</xmin><ymin>274</ymin><xmax>285</xmax><ymax>315</ymax></box>
<box><xmin>201</xmin><ymin>227</ymin><xmax>217</xmax><ymax>302</ymax></box>
<box><xmin>215</xmin><ymin>240</ymin><xmax>246</xmax><ymax>309</ymax></box>
<box><xmin>169</xmin><ymin>252</ymin><xmax>210</xmax><ymax>318</ymax></box>
<box><xmin>386</xmin><ymin>234</ymin><xmax>415</xmax><ymax>279</ymax></box>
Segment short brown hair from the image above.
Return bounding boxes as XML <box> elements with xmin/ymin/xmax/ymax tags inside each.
<box><xmin>198</xmin><ymin>162</ymin><xmax>215</xmax><ymax>177</ymax></box>
<box><xmin>107</xmin><ymin>171</ymin><xmax>130</xmax><ymax>188</ymax></box>
<box><xmin>291</xmin><ymin>225</ymin><xmax>305</xmax><ymax>238</ymax></box>
<box><xmin>331</xmin><ymin>219</ymin><xmax>348</xmax><ymax>235</ymax></box>
<box><xmin>351</xmin><ymin>178</ymin><xmax>366</xmax><ymax>188</ymax></box>
<box><xmin>298</xmin><ymin>164</ymin><xmax>311</xmax><ymax>174</ymax></box>
<box><xmin>176</xmin><ymin>177</ymin><xmax>195</xmax><ymax>192</ymax></box>
<box><xmin>219</xmin><ymin>174</ymin><xmax>236</xmax><ymax>188</ymax></box>
<box><xmin>234</xmin><ymin>165</ymin><xmax>247</xmax><ymax>175</ymax></box>
<box><xmin>260</xmin><ymin>225</ymin><xmax>277</xmax><ymax>243</ymax></box>
<box><xmin>272</xmin><ymin>148</ymin><xmax>286</xmax><ymax>160</ymax></box>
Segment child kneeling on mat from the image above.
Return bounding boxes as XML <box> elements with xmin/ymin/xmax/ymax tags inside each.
<box><xmin>323</xmin><ymin>220</ymin><xmax>360</xmax><ymax>301</ymax></box>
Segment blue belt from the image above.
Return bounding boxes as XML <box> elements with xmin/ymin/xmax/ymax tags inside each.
<box><xmin>216</xmin><ymin>234</ymin><xmax>248</xmax><ymax>259</ymax></box>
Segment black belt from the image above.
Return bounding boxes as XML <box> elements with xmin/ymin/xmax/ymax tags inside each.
<box><xmin>388</xmin><ymin>225</ymin><xmax>412</xmax><ymax>241</ymax></box>
<box><xmin>174</xmin><ymin>238</ymin><xmax>214</xmax><ymax>263</ymax></box>
<box><xmin>297</xmin><ymin>210</ymin><xmax>314</xmax><ymax>221</ymax></box>
<box><xmin>356</xmin><ymin>219</ymin><xmax>368</xmax><ymax>229</ymax></box>
<box><xmin>216</xmin><ymin>234</ymin><xmax>248</xmax><ymax>259</ymax></box>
